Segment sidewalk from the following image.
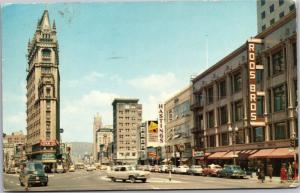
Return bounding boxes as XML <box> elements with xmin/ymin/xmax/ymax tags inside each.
<box><xmin>247</xmin><ymin>175</ymin><xmax>299</xmax><ymax>187</ymax></box>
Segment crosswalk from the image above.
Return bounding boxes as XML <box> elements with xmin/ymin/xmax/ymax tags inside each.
<box><xmin>99</xmin><ymin>176</ymin><xmax>182</xmax><ymax>183</ymax></box>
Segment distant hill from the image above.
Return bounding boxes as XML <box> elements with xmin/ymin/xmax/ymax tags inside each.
<box><xmin>68</xmin><ymin>142</ymin><xmax>92</xmax><ymax>161</ymax></box>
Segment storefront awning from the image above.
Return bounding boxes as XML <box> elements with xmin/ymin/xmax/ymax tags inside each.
<box><xmin>268</xmin><ymin>148</ymin><xmax>298</xmax><ymax>158</ymax></box>
<box><xmin>248</xmin><ymin>149</ymin><xmax>275</xmax><ymax>159</ymax></box>
<box><xmin>239</xmin><ymin>150</ymin><xmax>257</xmax><ymax>159</ymax></box>
<box><xmin>207</xmin><ymin>152</ymin><xmax>228</xmax><ymax>160</ymax></box>
<box><xmin>222</xmin><ymin>151</ymin><xmax>241</xmax><ymax>159</ymax></box>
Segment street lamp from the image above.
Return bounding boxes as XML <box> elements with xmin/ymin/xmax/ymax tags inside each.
<box><xmin>229</xmin><ymin>126</ymin><xmax>239</xmax><ymax>165</ymax></box>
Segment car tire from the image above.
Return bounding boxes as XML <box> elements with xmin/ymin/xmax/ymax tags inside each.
<box><xmin>111</xmin><ymin>178</ymin><xmax>116</xmax><ymax>182</ymax></box>
<box><xmin>122</xmin><ymin>179</ymin><xmax>126</xmax><ymax>182</ymax></box>
<box><xmin>20</xmin><ymin>180</ymin><xmax>24</xmax><ymax>186</ymax></box>
<box><xmin>142</xmin><ymin>179</ymin><xmax>146</xmax><ymax>183</ymax></box>
<box><xmin>129</xmin><ymin>176</ymin><xmax>135</xmax><ymax>183</ymax></box>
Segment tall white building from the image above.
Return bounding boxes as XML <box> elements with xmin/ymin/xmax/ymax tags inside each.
<box><xmin>93</xmin><ymin>113</ymin><xmax>102</xmax><ymax>161</ymax></box>
<box><xmin>26</xmin><ymin>10</ymin><xmax>60</xmax><ymax>170</ymax></box>
<box><xmin>257</xmin><ymin>0</ymin><xmax>296</xmax><ymax>33</ymax></box>
<box><xmin>96</xmin><ymin>125</ymin><xmax>113</xmax><ymax>163</ymax></box>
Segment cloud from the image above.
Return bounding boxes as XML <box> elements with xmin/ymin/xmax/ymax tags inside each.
<box><xmin>61</xmin><ymin>90</ymin><xmax>119</xmax><ymax>142</ymax></box>
<box><xmin>65</xmin><ymin>72</ymin><xmax>105</xmax><ymax>87</ymax></box>
<box><xmin>128</xmin><ymin>72</ymin><xmax>177</xmax><ymax>91</ymax></box>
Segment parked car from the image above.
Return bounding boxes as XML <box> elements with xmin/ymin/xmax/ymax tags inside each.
<box><xmin>19</xmin><ymin>161</ymin><xmax>48</xmax><ymax>187</ymax></box>
<box><xmin>69</xmin><ymin>165</ymin><xmax>75</xmax><ymax>172</ymax></box>
<box><xmin>159</xmin><ymin>165</ymin><xmax>168</xmax><ymax>173</ymax></box>
<box><xmin>56</xmin><ymin>164</ymin><xmax>64</xmax><ymax>173</ymax></box>
<box><xmin>149</xmin><ymin>165</ymin><xmax>156</xmax><ymax>172</ymax></box>
<box><xmin>174</xmin><ymin>165</ymin><xmax>189</xmax><ymax>174</ymax></box>
<box><xmin>202</xmin><ymin>164</ymin><xmax>222</xmax><ymax>176</ymax></box>
<box><xmin>143</xmin><ymin>165</ymin><xmax>151</xmax><ymax>171</ymax></box>
<box><xmin>86</xmin><ymin>165</ymin><xmax>94</xmax><ymax>172</ymax></box>
<box><xmin>90</xmin><ymin>165</ymin><xmax>96</xmax><ymax>170</ymax></box>
<box><xmin>6</xmin><ymin>167</ymin><xmax>16</xmax><ymax>174</ymax></box>
<box><xmin>217</xmin><ymin>165</ymin><xmax>247</xmax><ymax>179</ymax></box>
<box><xmin>187</xmin><ymin>165</ymin><xmax>203</xmax><ymax>176</ymax></box>
<box><xmin>107</xmin><ymin>165</ymin><xmax>150</xmax><ymax>183</ymax></box>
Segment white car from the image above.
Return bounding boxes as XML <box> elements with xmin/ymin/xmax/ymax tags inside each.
<box><xmin>86</xmin><ymin>165</ymin><xmax>93</xmax><ymax>171</ymax></box>
<box><xmin>56</xmin><ymin>164</ymin><xmax>64</xmax><ymax>173</ymax></box>
<box><xmin>159</xmin><ymin>165</ymin><xmax>168</xmax><ymax>173</ymax></box>
<box><xmin>187</xmin><ymin>165</ymin><xmax>203</xmax><ymax>175</ymax></box>
<box><xmin>174</xmin><ymin>165</ymin><xmax>189</xmax><ymax>174</ymax></box>
<box><xmin>107</xmin><ymin>165</ymin><xmax>150</xmax><ymax>183</ymax></box>
<box><xmin>90</xmin><ymin>165</ymin><xmax>96</xmax><ymax>170</ymax></box>
<box><xmin>69</xmin><ymin>165</ymin><xmax>75</xmax><ymax>172</ymax></box>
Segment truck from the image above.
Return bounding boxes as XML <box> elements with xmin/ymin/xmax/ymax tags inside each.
<box><xmin>107</xmin><ymin>165</ymin><xmax>150</xmax><ymax>183</ymax></box>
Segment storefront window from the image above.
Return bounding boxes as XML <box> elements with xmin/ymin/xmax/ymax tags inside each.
<box><xmin>273</xmin><ymin>85</ymin><xmax>286</xmax><ymax>112</ymax></box>
<box><xmin>253</xmin><ymin>127</ymin><xmax>264</xmax><ymax>142</ymax></box>
<box><xmin>256</xmin><ymin>69</ymin><xmax>263</xmax><ymax>84</ymax></box>
<box><xmin>274</xmin><ymin>122</ymin><xmax>287</xmax><ymax>140</ymax></box>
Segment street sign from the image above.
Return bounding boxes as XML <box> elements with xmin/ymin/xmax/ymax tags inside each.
<box><xmin>194</xmin><ymin>151</ymin><xmax>204</xmax><ymax>157</ymax></box>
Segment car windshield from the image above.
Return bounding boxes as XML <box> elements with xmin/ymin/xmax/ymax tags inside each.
<box><xmin>232</xmin><ymin>166</ymin><xmax>241</xmax><ymax>170</ymax></box>
<box><xmin>27</xmin><ymin>163</ymin><xmax>44</xmax><ymax>171</ymax></box>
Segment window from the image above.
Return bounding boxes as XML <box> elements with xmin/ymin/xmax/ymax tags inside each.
<box><xmin>274</xmin><ymin>122</ymin><xmax>287</xmax><ymax>139</ymax></box>
<box><xmin>293</xmin><ymin>42</ymin><xmax>297</xmax><ymax>66</ymax></box>
<box><xmin>253</xmin><ymin>127</ymin><xmax>264</xmax><ymax>142</ymax></box>
<box><xmin>209</xmin><ymin>135</ymin><xmax>215</xmax><ymax>147</ymax></box>
<box><xmin>279</xmin><ymin>12</ymin><xmax>284</xmax><ymax>18</ymax></box>
<box><xmin>257</xmin><ymin>96</ymin><xmax>264</xmax><ymax>117</ymax></box>
<box><xmin>41</xmin><ymin>67</ymin><xmax>51</xmax><ymax>74</ymax></box>
<box><xmin>261</xmin><ymin>11</ymin><xmax>266</xmax><ymax>19</ymax></box>
<box><xmin>262</xmin><ymin>25</ymin><xmax>266</xmax><ymax>31</ymax></box>
<box><xmin>267</xmin><ymin>56</ymin><xmax>271</xmax><ymax>76</ymax></box>
<box><xmin>219</xmin><ymin>80</ymin><xmax>226</xmax><ymax>98</ymax></box>
<box><xmin>207</xmin><ymin>86</ymin><xmax>214</xmax><ymax>104</ymax></box>
<box><xmin>132</xmin><ymin>153</ymin><xmax>136</xmax><ymax>156</ymax></box>
<box><xmin>46</xmin><ymin>131</ymin><xmax>51</xmax><ymax>140</ymax></box>
<box><xmin>273</xmin><ymin>85</ymin><xmax>286</xmax><ymax>112</ymax></box>
<box><xmin>289</xmin><ymin>4</ymin><xmax>295</xmax><ymax>11</ymax></box>
<box><xmin>221</xmin><ymin>133</ymin><xmax>229</xmax><ymax>146</ymax></box>
<box><xmin>41</xmin><ymin>49</ymin><xmax>51</xmax><ymax>57</ymax></box>
<box><xmin>279</xmin><ymin>0</ymin><xmax>284</xmax><ymax>6</ymax></box>
<box><xmin>234</xmin><ymin>100</ymin><xmax>243</xmax><ymax>121</ymax></box>
<box><xmin>256</xmin><ymin>70</ymin><xmax>263</xmax><ymax>84</ymax></box>
<box><xmin>233</xmin><ymin>73</ymin><xmax>242</xmax><ymax>92</ymax></box>
<box><xmin>207</xmin><ymin>111</ymin><xmax>214</xmax><ymax>128</ymax></box>
<box><xmin>46</xmin><ymin>100</ymin><xmax>50</xmax><ymax>109</ymax></box>
<box><xmin>236</xmin><ymin>129</ymin><xmax>245</xmax><ymax>144</ymax></box>
<box><xmin>269</xmin><ymin>124</ymin><xmax>273</xmax><ymax>140</ymax></box>
<box><xmin>269</xmin><ymin>4</ymin><xmax>274</xmax><ymax>13</ymax></box>
<box><xmin>261</xmin><ymin>0</ymin><xmax>265</xmax><ymax>6</ymax></box>
<box><xmin>219</xmin><ymin>106</ymin><xmax>227</xmax><ymax>125</ymax></box>
<box><xmin>270</xmin><ymin>18</ymin><xmax>275</xmax><ymax>25</ymax></box>
<box><xmin>272</xmin><ymin>50</ymin><xmax>284</xmax><ymax>75</ymax></box>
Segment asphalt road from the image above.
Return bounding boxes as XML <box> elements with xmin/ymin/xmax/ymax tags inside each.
<box><xmin>3</xmin><ymin>169</ymin><xmax>298</xmax><ymax>191</ymax></box>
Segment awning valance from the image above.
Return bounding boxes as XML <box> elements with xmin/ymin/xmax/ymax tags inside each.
<box><xmin>249</xmin><ymin>149</ymin><xmax>275</xmax><ymax>159</ymax></box>
<box><xmin>207</xmin><ymin>152</ymin><xmax>228</xmax><ymax>159</ymax></box>
<box><xmin>268</xmin><ymin>148</ymin><xmax>298</xmax><ymax>158</ymax></box>
<box><xmin>222</xmin><ymin>151</ymin><xmax>241</xmax><ymax>159</ymax></box>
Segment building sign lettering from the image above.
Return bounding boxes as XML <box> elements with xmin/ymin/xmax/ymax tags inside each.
<box><xmin>158</xmin><ymin>103</ymin><xmax>165</xmax><ymax>145</ymax></box>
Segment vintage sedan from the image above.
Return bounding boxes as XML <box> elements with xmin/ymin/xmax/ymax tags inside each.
<box><xmin>107</xmin><ymin>165</ymin><xmax>150</xmax><ymax>183</ymax></box>
<box><xmin>217</xmin><ymin>165</ymin><xmax>247</xmax><ymax>179</ymax></box>
<box><xmin>19</xmin><ymin>161</ymin><xmax>48</xmax><ymax>187</ymax></box>
<box><xmin>202</xmin><ymin>164</ymin><xmax>222</xmax><ymax>176</ymax></box>
<box><xmin>187</xmin><ymin>165</ymin><xmax>203</xmax><ymax>176</ymax></box>
<box><xmin>173</xmin><ymin>165</ymin><xmax>189</xmax><ymax>174</ymax></box>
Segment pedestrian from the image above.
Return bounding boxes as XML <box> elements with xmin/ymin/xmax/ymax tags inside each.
<box><xmin>288</xmin><ymin>163</ymin><xmax>293</xmax><ymax>182</ymax></box>
<box><xmin>267</xmin><ymin>164</ymin><xmax>273</xmax><ymax>182</ymax></box>
<box><xmin>280</xmin><ymin>163</ymin><xmax>287</xmax><ymax>183</ymax></box>
<box><xmin>260</xmin><ymin>165</ymin><xmax>265</xmax><ymax>183</ymax></box>
<box><xmin>257</xmin><ymin>166</ymin><xmax>261</xmax><ymax>182</ymax></box>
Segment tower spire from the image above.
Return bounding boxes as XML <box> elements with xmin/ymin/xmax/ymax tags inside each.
<box><xmin>39</xmin><ymin>10</ymin><xmax>51</xmax><ymax>30</ymax></box>
<box><xmin>52</xmin><ymin>19</ymin><xmax>56</xmax><ymax>30</ymax></box>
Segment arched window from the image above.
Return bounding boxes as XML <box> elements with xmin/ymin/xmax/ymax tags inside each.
<box><xmin>42</xmin><ymin>49</ymin><xmax>51</xmax><ymax>57</ymax></box>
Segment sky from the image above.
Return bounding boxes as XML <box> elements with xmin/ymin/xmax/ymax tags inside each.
<box><xmin>2</xmin><ymin>0</ymin><xmax>257</xmax><ymax>142</ymax></box>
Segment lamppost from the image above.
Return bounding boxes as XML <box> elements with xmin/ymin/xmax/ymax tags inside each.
<box><xmin>229</xmin><ymin>126</ymin><xmax>239</xmax><ymax>165</ymax></box>
<box><xmin>290</xmin><ymin>131</ymin><xmax>298</xmax><ymax>180</ymax></box>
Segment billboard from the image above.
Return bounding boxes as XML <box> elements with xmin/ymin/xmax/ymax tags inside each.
<box><xmin>147</xmin><ymin>121</ymin><xmax>158</xmax><ymax>143</ymax></box>
<box><xmin>158</xmin><ymin>104</ymin><xmax>165</xmax><ymax>145</ymax></box>
<box><xmin>247</xmin><ymin>39</ymin><xmax>265</xmax><ymax>127</ymax></box>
